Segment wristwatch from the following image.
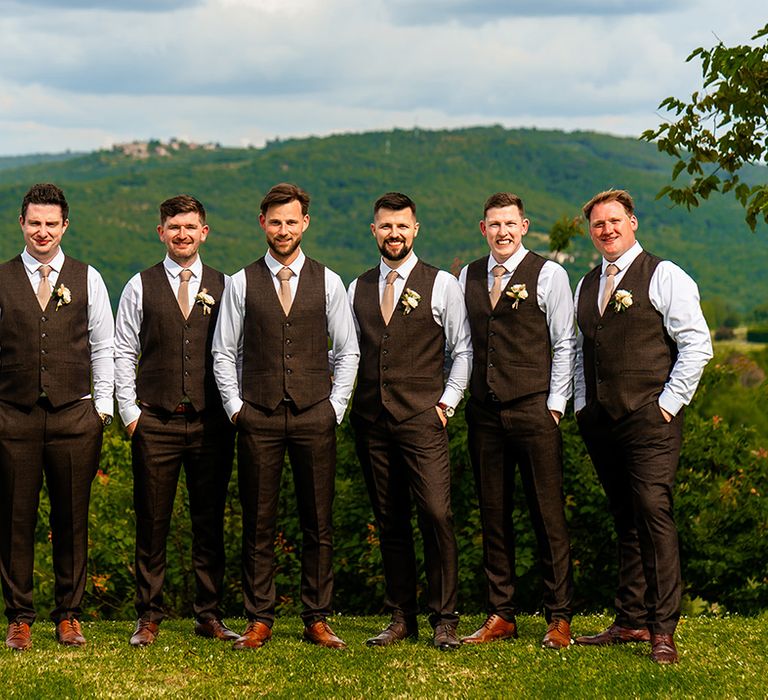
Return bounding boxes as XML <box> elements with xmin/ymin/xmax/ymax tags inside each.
<box><xmin>437</xmin><ymin>402</ymin><xmax>455</xmax><ymax>419</ymax></box>
<box><xmin>98</xmin><ymin>412</ymin><xmax>113</xmax><ymax>427</ymax></box>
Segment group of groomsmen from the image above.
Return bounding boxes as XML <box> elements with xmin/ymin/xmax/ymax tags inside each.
<box><xmin>1</xmin><ymin>181</ymin><xmax>711</xmax><ymax>665</ymax></box>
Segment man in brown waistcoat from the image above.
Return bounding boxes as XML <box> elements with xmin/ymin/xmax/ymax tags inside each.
<box><xmin>573</xmin><ymin>189</ymin><xmax>712</xmax><ymax>664</ymax></box>
<box><xmin>114</xmin><ymin>195</ymin><xmax>237</xmax><ymax>646</ymax></box>
<box><xmin>212</xmin><ymin>183</ymin><xmax>359</xmax><ymax>650</ymax></box>
<box><xmin>458</xmin><ymin>192</ymin><xmax>575</xmax><ymax>649</ymax></box>
<box><xmin>348</xmin><ymin>192</ymin><xmax>472</xmax><ymax>651</ymax></box>
<box><xmin>1</xmin><ymin>183</ymin><xmax>114</xmax><ymax>651</ymax></box>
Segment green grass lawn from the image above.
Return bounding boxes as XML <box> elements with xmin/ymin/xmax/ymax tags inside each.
<box><xmin>1</xmin><ymin>613</ymin><xmax>765</xmax><ymax>699</ymax></box>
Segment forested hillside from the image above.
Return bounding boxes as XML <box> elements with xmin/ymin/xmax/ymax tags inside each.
<box><xmin>0</xmin><ymin>126</ymin><xmax>764</xmax><ymax>311</ymax></box>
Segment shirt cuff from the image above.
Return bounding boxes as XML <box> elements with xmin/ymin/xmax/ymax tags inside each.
<box><xmin>224</xmin><ymin>397</ymin><xmax>244</xmax><ymax>422</ymax></box>
<box><xmin>438</xmin><ymin>388</ymin><xmax>462</xmax><ymax>410</ymax></box>
<box><xmin>658</xmin><ymin>390</ymin><xmax>683</xmax><ymax>417</ymax></box>
<box><xmin>546</xmin><ymin>394</ymin><xmax>568</xmax><ymax>415</ymax></box>
<box><xmin>119</xmin><ymin>403</ymin><xmax>141</xmax><ymax>427</ymax></box>
<box><xmin>94</xmin><ymin>398</ymin><xmax>114</xmax><ymax>416</ymax></box>
<box><xmin>329</xmin><ymin>397</ymin><xmax>345</xmax><ymax>425</ymax></box>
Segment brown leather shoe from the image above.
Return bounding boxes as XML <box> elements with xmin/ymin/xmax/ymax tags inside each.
<box><xmin>303</xmin><ymin>620</ymin><xmax>347</xmax><ymax>649</ymax></box>
<box><xmin>433</xmin><ymin>621</ymin><xmax>461</xmax><ymax>651</ymax></box>
<box><xmin>194</xmin><ymin>618</ymin><xmax>240</xmax><ymax>641</ymax></box>
<box><xmin>651</xmin><ymin>633</ymin><xmax>679</xmax><ymax>664</ymax></box>
<box><xmin>461</xmin><ymin>614</ymin><xmax>518</xmax><ymax>644</ymax></box>
<box><xmin>5</xmin><ymin>621</ymin><xmax>31</xmax><ymax>651</ymax></box>
<box><xmin>56</xmin><ymin>619</ymin><xmax>86</xmax><ymax>647</ymax></box>
<box><xmin>129</xmin><ymin>619</ymin><xmax>160</xmax><ymax>647</ymax></box>
<box><xmin>366</xmin><ymin>618</ymin><xmax>418</xmax><ymax>647</ymax></box>
<box><xmin>542</xmin><ymin>619</ymin><xmax>571</xmax><ymax>649</ymax></box>
<box><xmin>575</xmin><ymin>623</ymin><xmax>651</xmax><ymax>645</ymax></box>
<box><xmin>232</xmin><ymin>621</ymin><xmax>272</xmax><ymax>650</ymax></box>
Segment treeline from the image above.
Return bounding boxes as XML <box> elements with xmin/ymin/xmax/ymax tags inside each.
<box><xmin>0</xmin><ymin>126</ymin><xmax>766</xmax><ymax>314</ymax></box>
<box><xmin>30</xmin><ymin>351</ymin><xmax>768</xmax><ymax>622</ymax></box>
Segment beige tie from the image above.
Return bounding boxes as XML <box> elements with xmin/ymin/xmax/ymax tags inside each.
<box><xmin>277</xmin><ymin>266</ymin><xmax>294</xmax><ymax>315</ymax></box>
<box><xmin>489</xmin><ymin>264</ymin><xmax>506</xmax><ymax>309</ymax></box>
<box><xmin>599</xmin><ymin>263</ymin><xmax>619</xmax><ymax>315</ymax></box>
<box><xmin>37</xmin><ymin>264</ymin><xmax>52</xmax><ymax>310</ymax></box>
<box><xmin>178</xmin><ymin>269</ymin><xmax>193</xmax><ymax>318</ymax></box>
<box><xmin>381</xmin><ymin>270</ymin><xmax>399</xmax><ymax>324</ymax></box>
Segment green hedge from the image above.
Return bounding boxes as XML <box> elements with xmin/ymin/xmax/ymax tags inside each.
<box><xmin>29</xmin><ymin>364</ymin><xmax>768</xmax><ymax>621</ymax></box>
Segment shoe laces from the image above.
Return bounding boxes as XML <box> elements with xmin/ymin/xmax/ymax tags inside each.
<box><xmin>549</xmin><ymin>619</ymin><xmax>568</xmax><ymax>632</ymax></box>
<box><xmin>9</xmin><ymin>621</ymin><xmax>27</xmax><ymax>640</ymax></box>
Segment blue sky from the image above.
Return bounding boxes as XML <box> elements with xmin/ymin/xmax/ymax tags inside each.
<box><xmin>0</xmin><ymin>0</ymin><xmax>764</xmax><ymax>155</ymax></box>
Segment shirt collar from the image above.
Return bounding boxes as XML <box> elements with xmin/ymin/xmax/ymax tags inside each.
<box><xmin>488</xmin><ymin>245</ymin><xmax>528</xmax><ymax>274</ymax></box>
<box><xmin>379</xmin><ymin>252</ymin><xmax>418</xmax><ymax>281</ymax></box>
<box><xmin>22</xmin><ymin>247</ymin><xmax>65</xmax><ymax>275</ymax></box>
<box><xmin>164</xmin><ymin>254</ymin><xmax>203</xmax><ymax>279</ymax></box>
<box><xmin>603</xmin><ymin>241</ymin><xmax>643</xmax><ymax>274</ymax></box>
<box><xmin>265</xmin><ymin>248</ymin><xmax>305</xmax><ymax>277</ymax></box>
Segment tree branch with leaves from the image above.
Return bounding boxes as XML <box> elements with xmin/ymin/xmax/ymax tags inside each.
<box><xmin>642</xmin><ymin>24</ymin><xmax>768</xmax><ymax>231</ymax></box>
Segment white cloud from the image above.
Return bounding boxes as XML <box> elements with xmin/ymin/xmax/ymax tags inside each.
<box><xmin>0</xmin><ymin>0</ymin><xmax>764</xmax><ymax>154</ymax></box>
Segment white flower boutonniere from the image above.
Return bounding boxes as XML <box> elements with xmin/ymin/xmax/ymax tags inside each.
<box><xmin>400</xmin><ymin>288</ymin><xmax>421</xmax><ymax>315</ymax></box>
<box><xmin>612</xmin><ymin>289</ymin><xmax>633</xmax><ymax>313</ymax></box>
<box><xmin>195</xmin><ymin>288</ymin><xmax>216</xmax><ymax>315</ymax></box>
<box><xmin>505</xmin><ymin>283</ymin><xmax>528</xmax><ymax>309</ymax></box>
<box><xmin>54</xmin><ymin>284</ymin><xmax>71</xmax><ymax>310</ymax></box>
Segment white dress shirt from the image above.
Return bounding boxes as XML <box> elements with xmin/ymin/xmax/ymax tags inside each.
<box><xmin>114</xmin><ymin>254</ymin><xmax>216</xmax><ymax>426</ymax></box>
<box><xmin>458</xmin><ymin>245</ymin><xmax>575</xmax><ymax>415</ymax></box>
<box><xmin>2</xmin><ymin>248</ymin><xmax>115</xmax><ymax>415</ymax></box>
<box><xmin>573</xmin><ymin>241</ymin><xmax>713</xmax><ymax>416</ymax></box>
<box><xmin>212</xmin><ymin>249</ymin><xmax>360</xmax><ymax>424</ymax></box>
<box><xmin>347</xmin><ymin>253</ymin><xmax>472</xmax><ymax>410</ymax></box>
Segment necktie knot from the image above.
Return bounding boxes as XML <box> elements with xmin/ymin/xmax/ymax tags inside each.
<box><xmin>179</xmin><ymin>269</ymin><xmax>193</xmax><ymax>283</ymax></box>
<box><xmin>39</xmin><ymin>264</ymin><xmax>51</xmax><ymax>280</ymax></box>
<box><xmin>605</xmin><ymin>263</ymin><xmax>619</xmax><ymax>279</ymax></box>
<box><xmin>492</xmin><ymin>264</ymin><xmax>506</xmax><ymax>279</ymax></box>
<box><xmin>277</xmin><ymin>267</ymin><xmax>294</xmax><ymax>283</ymax></box>
<box><xmin>385</xmin><ymin>270</ymin><xmax>399</xmax><ymax>285</ymax></box>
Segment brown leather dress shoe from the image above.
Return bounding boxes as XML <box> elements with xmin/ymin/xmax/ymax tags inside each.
<box><xmin>130</xmin><ymin>619</ymin><xmax>160</xmax><ymax>647</ymax></box>
<box><xmin>651</xmin><ymin>633</ymin><xmax>679</xmax><ymax>664</ymax></box>
<box><xmin>232</xmin><ymin>621</ymin><xmax>272</xmax><ymax>650</ymax></box>
<box><xmin>461</xmin><ymin>614</ymin><xmax>518</xmax><ymax>644</ymax></box>
<box><xmin>303</xmin><ymin>620</ymin><xmax>347</xmax><ymax>649</ymax></box>
<box><xmin>433</xmin><ymin>621</ymin><xmax>461</xmax><ymax>651</ymax></box>
<box><xmin>542</xmin><ymin>619</ymin><xmax>571</xmax><ymax>649</ymax></box>
<box><xmin>366</xmin><ymin>618</ymin><xmax>418</xmax><ymax>647</ymax></box>
<box><xmin>6</xmin><ymin>621</ymin><xmax>31</xmax><ymax>651</ymax></box>
<box><xmin>56</xmin><ymin>619</ymin><xmax>86</xmax><ymax>647</ymax></box>
<box><xmin>575</xmin><ymin>623</ymin><xmax>650</xmax><ymax>646</ymax></box>
<box><xmin>194</xmin><ymin>618</ymin><xmax>240</xmax><ymax>641</ymax></box>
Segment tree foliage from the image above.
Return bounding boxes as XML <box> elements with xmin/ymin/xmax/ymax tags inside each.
<box><xmin>642</xmin><ymin>24</ymin><xmax>768</xmax><ymax>231</ymax></box>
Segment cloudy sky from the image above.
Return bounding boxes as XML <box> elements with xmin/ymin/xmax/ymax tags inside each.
<box><xmin>0</xmin><ymin>0</ymin><xmax>764</xmax><ymax>155</ymax></box>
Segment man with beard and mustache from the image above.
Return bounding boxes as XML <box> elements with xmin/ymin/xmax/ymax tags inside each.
<box><xmin>213</xmin><ymin>183</ymin><xmax>359</xmax><ymax>650</ymax></box>
<box><xmin>115</xmin><ymin>195</ymin><xmax>237</xmax><ymax>647</ymax></box>
<box><xmin>348</xmin><ymin>192</ymin><xmax>472</xmax><ymax>650</ymax></box>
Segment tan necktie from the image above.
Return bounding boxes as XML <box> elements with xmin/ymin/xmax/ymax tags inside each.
<box><xmin>599</xmin><ymin>263</ymin><xmax>619</xmax><ymax>316</ymax></box>
<box><xmin>489</xmin><ymin>264</ymin><xmax>506</xmax><ymax>309</ymax></box>
<box><xmin>381</xmin><ymin>270</ymin><xmax>399</xmax><ymax>324</ymax></box>
<box><xmin>37</xmin><ymin>264</ymin><xmax>52</xmax><ymax>310</ymax></box>
<box><xmin>277</xmin><ymin>266</ymin><xmax>294</xmax><ymax>315</ymax></box>
<box><xmin>178</xmin><ymin>268</ymin><xmax>193</xmax><ymax>318</ymax></box>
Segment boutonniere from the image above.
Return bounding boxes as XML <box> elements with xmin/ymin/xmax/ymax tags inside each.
<box><xmin>612</xmin><ymin>289</ymin><xmax>633</xmax><ymax>313</ymax></box>
<box><xmin>195</xmin><ymin>288</ymin><xmax>216</xmax><ymax>315</ymax></box>
<box><xmin>400</xmin><ymin>288</ymin><xmax>421</xmax><ymax>315</ymax></box>
<box><xmin>54</xmin><ymin>284</ymin><xmax>71</xmax><ymax>310</ymax></box>
<box><xmin>505</xmin><ymin>283</ymin><xmax>528</xmax><ymax>309</ymax></box>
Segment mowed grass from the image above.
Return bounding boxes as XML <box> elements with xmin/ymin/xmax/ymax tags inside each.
<box><xmin>0</xmin><ymin>613</ymin><xmax>765</xmax><ymax>699</ymax></box>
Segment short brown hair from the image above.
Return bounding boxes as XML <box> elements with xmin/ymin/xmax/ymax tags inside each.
<box><xmin>373</xmin><ymin>192</ymin><xmax>416</xmax><ymax>216</ymax></box>
<box><xmin>159</xmin><ymin>194</ymin><xmax>206</xmax><ymax>225</ymax></box>
<box><xmin>21</xmin><ymin>183</ymin><xmax>69</xmax><ymax>222</ymax></box>
<box><xmin>260</xmin><ymin>183</ymin><xmax>310</xmax><ymax>216</ymax></box>
<box><xmin>582</xmin><ymin>189</ymin><xmax>635</xmax><ymax>221</ymax></box>
<box><xmin>483</xmin><ymin>192</ymin><xmax>525</xmax><ymax>218</ymax></box>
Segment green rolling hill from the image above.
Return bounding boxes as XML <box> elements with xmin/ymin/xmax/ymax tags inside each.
<box><xmin>0</xmin><ymin>126</ymin><xmax>764</xmax><ymax>314</ymax></box>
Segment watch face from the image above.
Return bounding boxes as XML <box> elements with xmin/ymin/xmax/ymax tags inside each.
<box><xmin>444</xmin><ymin>406</ymin><xmax>455</xmax><ymax>418</ymax></box>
